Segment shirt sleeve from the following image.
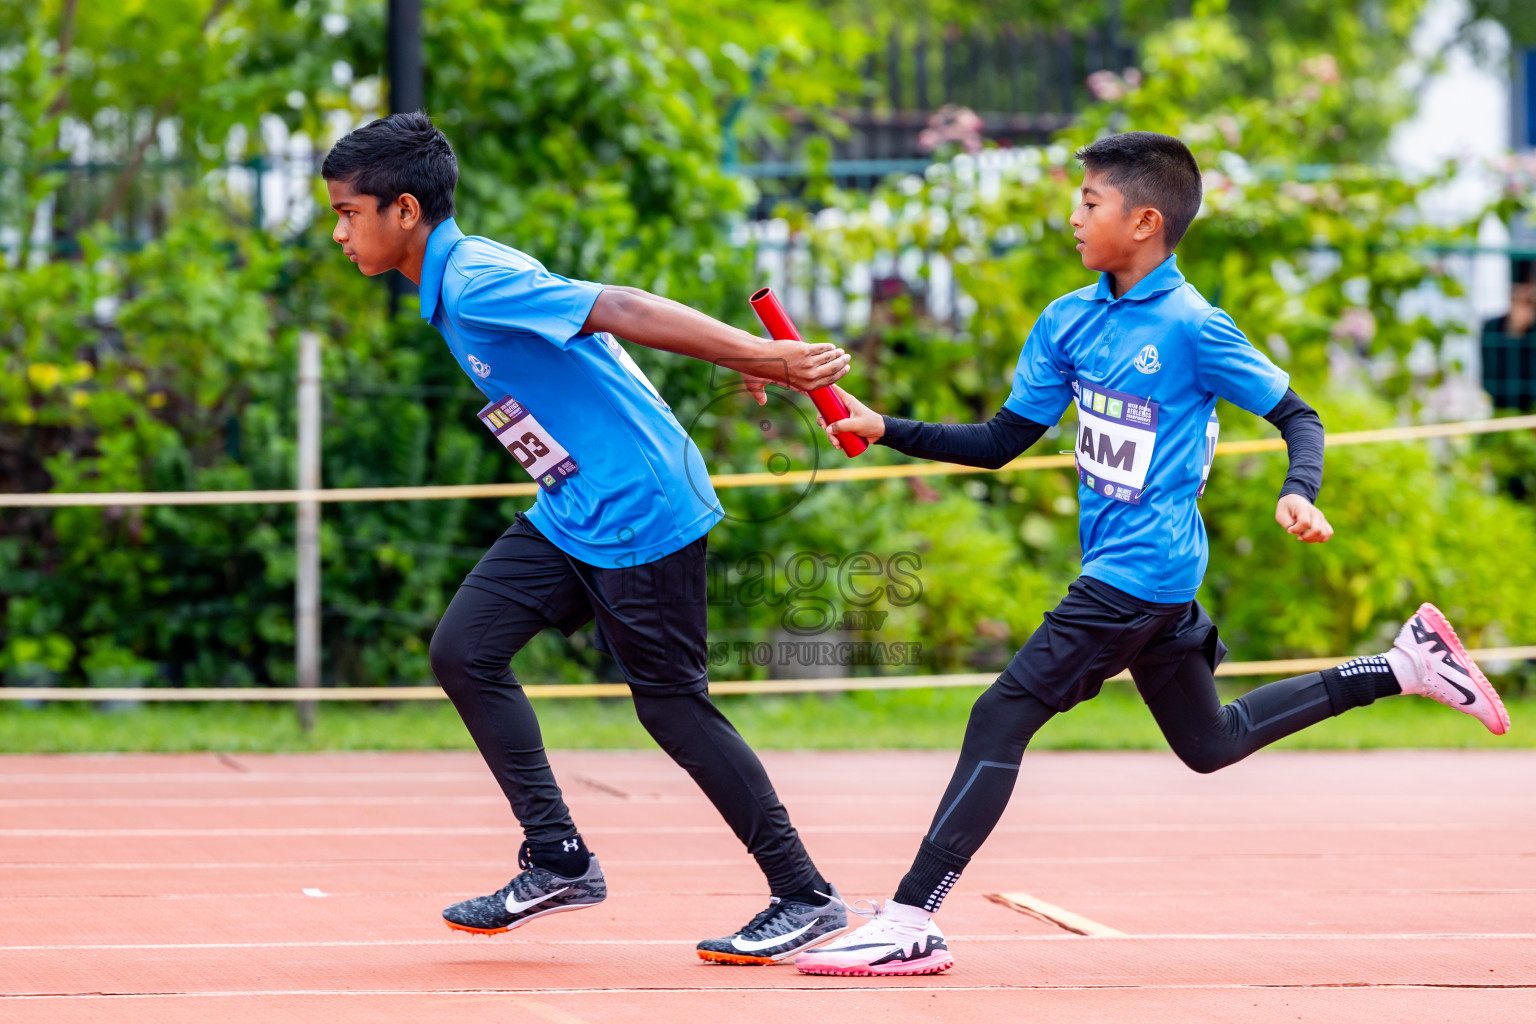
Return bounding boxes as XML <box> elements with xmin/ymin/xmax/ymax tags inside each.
<box><xmin>454</xmin><ymin>265</ymin><xmax>604</xmax><ymax>349</ymax></box>
<box><xmin>1002</xmin><ymin>311</ymin><xmax>1074</xmax><ymax>425</ymax></box>
<box><xmin>1262</xmin><ymin>388</ymin><xmax>1325</xmax><ymax>502</ymax></box>
<box><xmin>1195</xmin><ymin>309</ymin><xmax>1290</xmax><ymax>416</ymax></box>
<box><xmin>877</xmin><ymin>407</ymin><xmax>1050</xmax><ymax>470</ymax></box>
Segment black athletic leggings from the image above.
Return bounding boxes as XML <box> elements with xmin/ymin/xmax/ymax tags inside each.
<box><xmin>925</xmin><ymin>652</ymin><xmax>1339</xmax><ymax>858</ymax></box>
<box><xmin>428</xmin><ymin>582</ymin><xmax>819</xmax><ymax>896</ymax></box>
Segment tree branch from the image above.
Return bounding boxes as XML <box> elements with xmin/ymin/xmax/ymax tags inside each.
<box><xmin>45</xmin><ymin>0</ymin><xmax>81</xmax><ymax>119</ymax></box>
<box><xmin>202</xmin><ymin>0</ymin><xmax>231</xmax><ymax>33</ymax></box>
<box><xmin>99</xmin><ymin>0</ymin><xmax>233</xmax><ymax>225</ymax></box>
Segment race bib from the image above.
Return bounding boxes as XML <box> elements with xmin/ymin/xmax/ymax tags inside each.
<box><xmin>478</xmin><ymin>395</ymin><xmax>579</xmax><ymax>493</ymax></box>
<box><xmin>1074</xmin><ymin>382</ymin><xmax>1158</xmax><ymax>505</ymax></box>
<box><xmin>1197</xmin><ymin>411</ymin><xmax>1220</xmax><ymax>499</ymax></box>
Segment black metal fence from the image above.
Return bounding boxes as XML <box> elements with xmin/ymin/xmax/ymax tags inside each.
<box><xmin>747</xmin><ymin>22</ymin><xmax>1133</xmax><ymax>178</ymax></box>
<box><xmin>5</xmin><ymin>149</ymin><xmax>321</xmax><ymax>257</ymax></box>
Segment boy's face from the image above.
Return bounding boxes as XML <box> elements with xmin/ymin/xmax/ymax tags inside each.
<box><xmin>326</xmin><ymin>178</ymin><xmax>419</xmax><ymax>277</ymax></box>
<box><xmin>1070</xmin><ymin>168</ymin><xmax>1162</xmax><ymax>273</ymax></box>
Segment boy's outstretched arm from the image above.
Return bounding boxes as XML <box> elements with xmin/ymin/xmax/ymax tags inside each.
<box><xmin>584</xmin><ymin>286</ymin><xmax>849</xmax><ymax>398</ymax></box>
<box><xmin>818</xmin><ymin>386</ymin><xmax>1051</xmax><ymax>470</ymax></box>
<box><xmin>1265</xmin><ymin>388</ymin><xmax>1332</xmax><ymax>543</ymax></box>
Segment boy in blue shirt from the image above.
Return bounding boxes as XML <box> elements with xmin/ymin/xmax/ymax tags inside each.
<box><xmin>794</xmin><ymin>131</ymin><xmax>1511</xmax><ymax>977</ymax></box>
<box><xmin>322</xmin><ymin>113</ymin><xmax>852</xmax><ymax>963</ymax></box>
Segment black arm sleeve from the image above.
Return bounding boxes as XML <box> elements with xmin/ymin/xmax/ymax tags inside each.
<box><xmin>877</xmin><ymin>406</ymin><xmax>1050</xmax><ymax>470</ymax></box>
<box><xmin>1263</xmin><ymin>388</ymin><xmax>1324</xmax><ymax>502</ymax></box>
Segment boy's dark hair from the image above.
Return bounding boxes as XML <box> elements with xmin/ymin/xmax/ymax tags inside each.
<box><xmin>322</xmin><ymin>111</ymin><xmax>458</xmax><ymax>226</ymax></box>
<box><xmin>1074</xmin><ymin>131</ymin><xmax>1203</xmax><ymax>249</ymax></box>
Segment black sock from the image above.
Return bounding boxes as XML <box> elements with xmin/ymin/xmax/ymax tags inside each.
<box><xmin>893</xmin><ymin>837</ymin><xmax>970</xmax><ymax>913</ymax></box>
<box><xmin>526</xmin><ymin>833</ymin><xmax>591</xmax><ymax>878</ymax></box>
<box><xmin>1320</xmin><ymin>655</ymin><xmax>1401</xmax><ymax>715</ymax></box>
<box><xmin>776</xmin><ymin>870</ymin><xmax>831</xmax><ymax>907</ymax></box>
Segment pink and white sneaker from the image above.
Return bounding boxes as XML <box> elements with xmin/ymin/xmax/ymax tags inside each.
<box><xmin>794</xmin><ymin>899</ymin><xmax>953</xmax><ymax>977</ymax></box>
<box><xmin>1388</xmin><ymin>603</ymin><xmax>1510</xmax><ymax>735</ymax></box>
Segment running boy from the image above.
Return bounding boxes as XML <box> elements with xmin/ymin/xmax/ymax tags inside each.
<box><xmin>322</xmin><ymin>112</ymin><xmax>851</xmax><ymax>964</ymax></box>
<box><xmin>795</xmin><ymin>131</ymin><xmax>1511</xmax><ymax>977</ymax></box>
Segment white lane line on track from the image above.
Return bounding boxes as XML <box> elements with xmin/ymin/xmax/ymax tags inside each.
<box><xmin>4</xmin><ymin>934</ymin><xmax>1535</xmax><ymax>952</ymax></box>
<box><xmin>8</xmin><ymin>852</ymin><xmax>1531</xmax><ymax>871</ymax></box>
<box><xmin>0</xmin><ymin>774</ymin><xmax>499</xmax><ymax>784</ymax></box>
<box><xmin>6</xmin><ymin>822</ymin><xmax>1528</xmax><ymax>837</ymax></box>
<box><xmin>8</xmin><ymin>887</ymin><xmax>1534</xmax><ymax>902</ymax></box>
<box><xmin>0</xmin><ymin>796</ymin><xmax>507</xmax><ymax>808</ymax></box>
<box><xmin>0</xmin><ymin>792</ymin><xmax>1515</xmax><ymax>806</ymax></box>
<box><xmin>2</xmin><ymin>769</ymin><xmax>1530</xmax><ymax>785</ymax></box>
<box><xmin>5</xmin><ymin>982</ymin><xmax>1536</xmax><ymax>1000</ymax></box>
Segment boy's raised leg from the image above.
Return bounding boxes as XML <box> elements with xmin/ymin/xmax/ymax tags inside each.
<box><xmin>1144</xmin><ymin>601</ymin><xmax>1507</xmax><ymax>777</ymax></box>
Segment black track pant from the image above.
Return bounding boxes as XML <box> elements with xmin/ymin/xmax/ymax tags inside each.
<box><xmin>428</xmin><ymin>580</ymin><xmax>820</xmax><ymax>896</ymax></box>
<box><xmin>923</xmin><ymin>653</ymin><xmax>1342</xmax><ymax>859</ymax></box>
<box><xmin>897</xmin><ymin>578</ymin><xmax>1403</xmax><ymax>911</ymax></box>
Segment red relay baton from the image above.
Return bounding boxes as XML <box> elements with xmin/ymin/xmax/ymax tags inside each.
<box><xmin>748</xmin><ymin>287</ymin><xmax>868</xmax><ymax>458</ymax></box>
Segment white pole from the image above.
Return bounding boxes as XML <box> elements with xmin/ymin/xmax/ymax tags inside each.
<box><xmin>295</xmin><ymin>330</ymin><xmax>322</xmax><ymax>731</ymax></box>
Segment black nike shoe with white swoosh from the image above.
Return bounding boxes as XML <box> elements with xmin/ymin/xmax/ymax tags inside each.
<box><xmin>443</xmin><ymin>843</ymin><xmax>607</xmax><ymax>935</ymax></box>
<box><xmin>696</xmin><ymin>885</ymin><xmax>848</xmax><ymax>964</ymax></box>
<box><xmin>1388</xmin><ymin>602</ymin><xmax>1510</xmax><ymax>735</ymax></box>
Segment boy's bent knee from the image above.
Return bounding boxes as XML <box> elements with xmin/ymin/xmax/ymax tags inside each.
<box><xmin>428</xmin><ymin>627</ymin><xmax>473</xmax><ymax>692</ymax></box>
<box><xmin>631</xmin><ymin>690</ymin><xmax>706</xmax><ymax>732</ymax></box>
<box><xmin>1172</xmin><ymin>744</ymin><xmax>1233</xmax><ymax>775</ymax></box>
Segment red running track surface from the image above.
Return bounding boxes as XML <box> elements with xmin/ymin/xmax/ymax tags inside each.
<box><xmin>2</xmin><ymin>749</ymin><xmax>1533</xmax><ymax>1023</ymax></box>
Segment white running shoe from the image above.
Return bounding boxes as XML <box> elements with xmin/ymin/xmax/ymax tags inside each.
<box><xmin>794</xmin><ymin>898</ymin><xmax>953</xmax><ymax>977</ymax></box>
<box><xmin>1388</xmin><ymin>603</ymin><xmax>1510</xmax><ymax>736</ymax></box>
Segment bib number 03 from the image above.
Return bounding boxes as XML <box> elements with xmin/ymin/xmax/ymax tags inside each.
<box><xmin>477</xmin><ymin>395</ymin><xmax>579</xmax><ymax>493</ymax></box>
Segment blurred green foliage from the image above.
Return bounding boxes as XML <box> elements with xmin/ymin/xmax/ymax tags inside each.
<box><xmin>2</xmin><ymin>0</ymin><xmax>1534</xmax><ymax>699</ymax></box>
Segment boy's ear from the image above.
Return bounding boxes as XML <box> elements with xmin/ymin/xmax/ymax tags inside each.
<box><xmin>394</xmin><ymin>192</ymin><xmax>423</xmax><ymax>231</ymax></box>
<box><xmin>1131</xmin><ymin>206</ymin><xmax>1164</xmax><ymax>244</ymax></box>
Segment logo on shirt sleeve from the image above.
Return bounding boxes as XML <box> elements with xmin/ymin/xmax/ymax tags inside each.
<box><xmin>1133</xmin><ymin>345</ymin><xmax>1161</xmax><ymax>374</ymax></box>
<box><xmin>467</xmin><ymin>354</ymin><xmax>492</xmax><ymax>378</ymax></box>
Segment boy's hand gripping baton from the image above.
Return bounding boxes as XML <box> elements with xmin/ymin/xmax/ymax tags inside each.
<box><xmin>748</xmin><ymin>287</ymin><xmax>868</xmax><ymax>457</ymax></box>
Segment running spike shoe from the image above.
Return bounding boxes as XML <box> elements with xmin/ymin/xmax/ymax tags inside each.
<box><xmin>1391</xmin><ymin>602</ymin><xmax>1510</xmax><ymax>735</ymax></box>
<box><xmin>794</xmin><ymin>898</ymin><xmax>954</xmax><ymax>977</ymax></box>
<box><xmin>443</xmin><ymin>844</ymin><xmax>606</xmax><ymax>935</ymax></box>
<box><xmin>696</xmin><ymin>885</ymin><xmax>849</xmax><ymax>964</ymax></box>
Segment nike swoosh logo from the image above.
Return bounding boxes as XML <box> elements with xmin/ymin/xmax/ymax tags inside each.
<box><xmin>731</xmin><ymin>921</ymin><xmax>814</xmax><ymax>952</ymax></box>
<box><xmin>1443</xmin><ymin>677</ymin><xmax>1478</xmax><ymax>706</ymax></box>
<box><xmin>505</xmin><ymin>886</ymin><xmax>569</xmax><ymax>914</ymax></box>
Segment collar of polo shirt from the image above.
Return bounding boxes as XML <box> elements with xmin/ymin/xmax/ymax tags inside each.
<box><xmin>1092</xmin><ymin>253</ymin><xmax>1185</xmax><ymax>303</ymax></box>
<box><xmin>418</xmin><ymin>217</ymin><xmax>467</xmax><ymax>322</ymax></box>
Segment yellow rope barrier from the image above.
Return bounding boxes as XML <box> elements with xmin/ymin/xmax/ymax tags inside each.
<box><xmin>2</xmin><ymin>414</ymin><xmax>1533</xmax><ymax>509</ymax></box>
<box><xmin>3</xmin><ymin>646</ymin><xmax>1532</xmax><ymax>701</ymax></box>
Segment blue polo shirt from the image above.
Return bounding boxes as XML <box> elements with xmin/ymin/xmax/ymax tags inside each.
<box><xmin>1005</xmin><ymin>255</ymin><xmax>1289</xmax><ymax>603</ymax></box>
<box><xmin>419</xmin><ymin>218</ymin><xmax>723</xmax><ymax>568</ymax></box>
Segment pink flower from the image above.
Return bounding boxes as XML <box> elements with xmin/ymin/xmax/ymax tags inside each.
<box><xmin>1300</xmin><ymin>54</ymin><xmax>1341</xmax><ymax>85</ymax></box>
<box><xmin>1087</xmin><ymin>70</ymin><xmax>1125</xmax><ymax>102</ymax></box>
<box><xmin>1215</xmin><ymin>115</ymin><xmax>1241</xmax><ymax>147</ymax></box>
<box><xmin>1281</xmin><ymin>182</ymin><xmax>1320</xmax><ymax>203</ymax></box>
<box><xmin>1331</xmin><ymin>307</ymin><xmax>1377</xmax><ymax>345</ymax></box>
<box><xmin>917</xmin><ymin>105</ymin><xmax>986</xmax><ymax>153</ymax></box>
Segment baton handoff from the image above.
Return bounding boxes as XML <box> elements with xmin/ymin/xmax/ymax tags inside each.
<box><xmin>749</xmin><ymin>286</ymin><xmax>869</xmax><ymax>458</ymax></box>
